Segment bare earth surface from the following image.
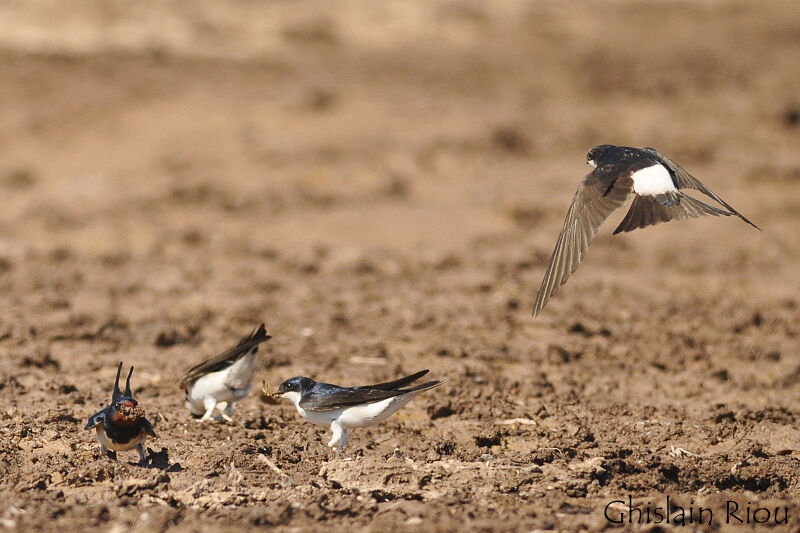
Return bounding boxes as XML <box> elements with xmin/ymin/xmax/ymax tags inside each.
<box><xmin>1</xmin><ymin>1</ymin><xmax>800</xmax><ymax>531</ymax></box>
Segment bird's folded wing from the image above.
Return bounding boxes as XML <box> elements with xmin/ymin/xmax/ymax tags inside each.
<box><xmin>643</xmin><ymin>147</ymin><xmax>759</xmax><ymax>230</ymax></box>
<box><xmin>179</xmin><ymin>324</ymin><xmax>271</xmax><ymax>387</ymax></box>
<box><xmin>533</xmin><ymin>174</ymin><xmax>633</xmax><ymax>317</ymax></box>
<box><xmin>366</xmin><ymin>370</ymin><xmax>429</xmax><ymax>391</ymax></box>
<box><xmin>85</xmin><ymin>411</ymin><xmax>106</xmax><ymax>430</ymax></box>
<box><xmin>141</xmin><ymin>417</ymin><xmax>157</xmax><ymax>438</ymax></box>
<box><xmin>299</xmin><ymin>385</ymin><xmax>409</xmax><ymax>411</ymax></box>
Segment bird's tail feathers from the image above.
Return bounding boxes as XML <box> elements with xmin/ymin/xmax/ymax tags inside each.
<box><xmin>679</xmin><ymin>193</ymin><xmax>732</xmax><ymax>219</ymax></box>
<box><xmin>613</xmin><ymin>192</ymin><xmax>732</xmax><ymax>235</ymax></box>
<box><xmin>401</xmin><ymin>380</ymin><xmax>442</xmax><ymax>396</ymax></box>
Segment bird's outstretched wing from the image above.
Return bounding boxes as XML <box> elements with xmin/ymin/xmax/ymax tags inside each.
<box><xmin>532</xmin><ymin>172</ymin><xmax>634</xmax><ymax>318</ymax></box>
<box><xmin>643</xmin><ymin>147</ymin><xmax>760</xmax><ymax>230</ymax></box>
<box><xmin>179</xmin><ymin>324</ymin><xmax>271</xmax><ymax>388</ymax></box>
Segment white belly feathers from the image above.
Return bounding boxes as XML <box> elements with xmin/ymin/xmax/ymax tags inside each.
<box><xmin>184</xmin><ymin>352</ymin><xmax>256</xmax><ymax>415</ymax></box>
<box><xmin>295</xmin><ymin>395</ymin><xmax>411</xmax><ymax>429</ymax></box>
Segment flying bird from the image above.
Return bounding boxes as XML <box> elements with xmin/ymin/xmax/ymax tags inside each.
<box><xmin>85</xmin><ymin>362</ymin><xmax>156</xmax><ymax>465</ymax></box>
<box><xmin>181</xmin><ymin>323</ymin><xmax>271</xmax><ymax>422</ymax></box>
<box><xmin>275</xmin><ymin>370</ymin><xmax>441</xmax><ymax>451</ymax></box>
<box><xmin>532</xmin><ymin>145</ymin><xmax>759</xmax><ymax>317</ymax></box>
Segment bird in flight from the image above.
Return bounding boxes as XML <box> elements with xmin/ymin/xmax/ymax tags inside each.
<box><xmin>532</xmin><ymin>145</ymin><xmax>759</xmax><ymax>318</ymax></box>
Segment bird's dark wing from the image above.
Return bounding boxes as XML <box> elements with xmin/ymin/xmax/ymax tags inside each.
<box><xmin>366</xmin><ymin>370</ymin><xmax>429</xmax><ymax>391</ymax></box>
<box><xmin>532</xmin><ymin>171</ymin><xmax>634</xmax><ymax>317</ymax></box>
<box><xmin>141</xmin><ymin>417</ymin><xmax>157</xmax><ymax>438</ymax></box>
<box><xmin>85</xmin><ymin>410</ymin><xmax>106</xmax><ymax>430</ymax></box>
<box><xmin>179</xmin><ymin>324</ymin><xmax>271</xmax><ymax>388</ymax></box>
<box><xmin>613</xmin><ymin>190</ymin><xmax>732</xmax><ymax>234</ymax></box>
<box><xmin>299</xmin><ymin>383</ymin><xmax>410</xmax><ymax>411</ymax></box>
<box><xmin>643</xmin><ymin>147</ymin><xmax>760</xmax><ymax>230</ymax></box>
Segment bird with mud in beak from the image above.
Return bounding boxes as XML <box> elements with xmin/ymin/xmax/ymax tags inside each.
<box><xmin>85</xmin><ymin>362</ymin><xmax>157</xmax><ymax>466</ymax></box>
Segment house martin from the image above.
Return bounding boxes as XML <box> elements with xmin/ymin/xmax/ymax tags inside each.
<box><xmin>276</xmin><ymin>370</ymin><xmax>441</xmax><ymax>451</ymax></box>
<box><xmin>180</xmin><ymin>323</ymin><xmax>271</xmax><ymax>422</ymax></box>
<box><xmin>85</xmin><ymin>362</ymin><xmax>156</xmax><ymax>465</ymax></box>
<box><xmin>532</xmin><ymin>145</ymin><xmax>759</xmax><ymax>317</ymax></box>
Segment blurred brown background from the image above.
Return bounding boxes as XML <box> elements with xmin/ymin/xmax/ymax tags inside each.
<box><xmin>1</xmin><ymin>1</ymin><xmax>799</xmax><ymax>531</ymax></box>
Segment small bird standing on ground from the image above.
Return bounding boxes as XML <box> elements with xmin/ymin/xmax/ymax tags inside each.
<box><xmin>85</xmin><ymin>362</ymin><xmax>156</xmax><ymax>465</ymax></box>
<box><xmin>532</xmin><ymin>145</ymin><xmax>759</xmax><ymax>317</ymax></box>
<box><xmin>181</xmin><ymin>323</ymin><xmax>271</xmax><ymax>422</ymax></box>
<box><xmin>275</xmin><ymin>370</ymin><xmax>441</xmax><ymax>451</ymax></box>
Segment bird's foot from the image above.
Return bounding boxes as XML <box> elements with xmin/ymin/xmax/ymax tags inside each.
<box><xmin>220</xmin><ymin>412</ymin><xmax>237</xmax><ymax>424</ymax></box>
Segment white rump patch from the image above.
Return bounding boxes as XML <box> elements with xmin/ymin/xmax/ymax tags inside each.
<box><xmin>631</xmin><ymin>164</ymin><xmax>677</xmax><ymax>196</ymax></box>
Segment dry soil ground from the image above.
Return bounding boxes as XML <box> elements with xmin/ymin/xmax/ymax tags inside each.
<box><xmin>1</xmin><ymin>1</ymin><xmax>800</xmax><ymax>531</ymax></box>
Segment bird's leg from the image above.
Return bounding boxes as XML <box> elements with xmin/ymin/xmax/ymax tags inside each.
<box><xmin>214</xmin><ymin>401</ymin><xmax>229</xmax><ymax>421</ymax></box>
<box><xmin>328</xmin><ymin>421</ymin><xmax>343</xmax><ymax>450</ymax></box>
<box><xmin>220</xmin><ymin>402</ymin><xmax>235</xmax><ymax>423</ymax></box>
<box><xmin>338</xmin><ymin>429</ymin><xmax>350</xmax><ymax>451</ymax></box>
<box><xmin>199</xmin><ymin>397</ymin><xmax>217</xmax><ymax>422</ymax></box>
<box><xmin>137</xmin><ymin>443</ymin><xmax>148</xmax><ymax>466</ymax></box>
<box><xmin>99</xmin><ymin>443</ymin><xmax>115</xmax><ymax>460</ymax></box>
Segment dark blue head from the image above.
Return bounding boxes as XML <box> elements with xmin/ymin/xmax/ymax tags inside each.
<box><xmin>586</xmin><ymin>144</ymin><xmax>616</xmax><ymax>167</ymax></box>
<box><xmin>278</xmin><ymin>376</ymin><xmax>316</xmax><ymax>396</ymax></box>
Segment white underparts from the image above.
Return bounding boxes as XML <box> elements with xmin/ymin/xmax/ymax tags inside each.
<box><xmin>184</xmin><ymin>349</ymin><xmax>257</xmax><ymax>420</ymax></box>
<box><xmin>631</xmin><ymin>164</ymin><xmax>677</xmax><ymax>196</ymax></box>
